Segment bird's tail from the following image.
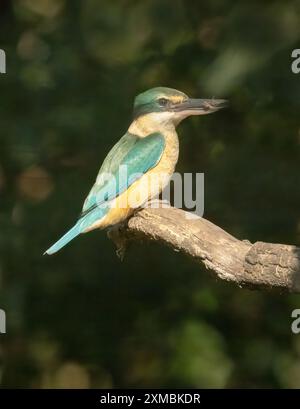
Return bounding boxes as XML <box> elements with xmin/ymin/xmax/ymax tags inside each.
<box><xmin>44</xmin><ymin>206</ymin><xmax>108</xmax><ymax>255</ymax></box>
<box><xmin>44</xmin><ymin>222</ymin><xmax>82</xmax><ymax>255</ymax></box>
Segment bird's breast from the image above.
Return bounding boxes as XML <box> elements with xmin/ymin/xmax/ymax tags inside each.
<box><xmin>152</xmin><ymin>129</ymin><xmax>179</xmax><ymax>175</ymax></box>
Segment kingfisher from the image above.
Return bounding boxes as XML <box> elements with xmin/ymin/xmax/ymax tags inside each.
<box><xmin>44</xmin><ymin>87</ymin><xmax>227</xmax><ymax>255</ymax></box>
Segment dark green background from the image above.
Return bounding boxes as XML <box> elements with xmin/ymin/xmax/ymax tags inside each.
<box><xmin>0</xmin><ymin>0</ymin><xmax>300</xmax><ymax>388</ymax></box>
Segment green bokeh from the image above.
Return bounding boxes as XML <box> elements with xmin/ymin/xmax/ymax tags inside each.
<box><xmin>0</xmin><ymin>0</ymin><xmax>300</xmax><ymax>388</ymax></box>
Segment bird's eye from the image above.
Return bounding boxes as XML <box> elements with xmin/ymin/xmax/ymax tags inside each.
<box><xmin>158</xmin><ymin>98</ymin><xmax>168</xmax><ymax>107</ymax></box>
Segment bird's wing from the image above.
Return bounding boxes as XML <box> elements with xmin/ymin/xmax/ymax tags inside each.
<box><xmin>80</xmin><ymin>132</ymin><xmax>165</xmax><ymax>218</ymax></box>
<box><xmin>82</xmin><ymin>132</ymin><xmax>137</xmax><ymax>212</ymax></box>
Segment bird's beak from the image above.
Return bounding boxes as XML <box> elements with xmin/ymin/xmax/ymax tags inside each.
<box><xmin>173</xmin><ymin>98</ymin><xmax>228</xmax><ymax>116</ymax></box>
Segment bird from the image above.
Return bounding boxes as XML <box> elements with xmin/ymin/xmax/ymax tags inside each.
<box><xmin>44</xmin><ymin>87</ymin><xmax>227</xmax><ymax>255</ymax></box>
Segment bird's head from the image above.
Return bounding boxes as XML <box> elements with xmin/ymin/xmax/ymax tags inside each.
<box><xmin>133</xmin><ymin>87</ymin><xmax>227</xmax><ymax>127</ymax></box>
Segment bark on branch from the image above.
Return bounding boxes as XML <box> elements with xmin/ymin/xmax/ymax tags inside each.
<box><xmin>107</xmin><ymin>204</ymin><xmax>300</xmax><ymax>293</ymax></box>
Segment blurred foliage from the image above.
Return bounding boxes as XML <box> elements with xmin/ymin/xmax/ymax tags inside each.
<box><xmin>0</xmin><ymin>0</ymin><xmax>300</xmax><ymax>388</ymax></box>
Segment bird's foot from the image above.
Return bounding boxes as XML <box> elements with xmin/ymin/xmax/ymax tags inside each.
<box><xmin>107</xmin><ymin>223</ymin><xmax>128</xmax><ymax>261</ymax></box>
<box><xmin>116</xmin><ymin>245</ymin><xmax>126</xmax><ymax>261</ymax></box>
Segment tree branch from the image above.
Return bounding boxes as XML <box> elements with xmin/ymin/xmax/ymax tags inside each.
<box><xmin>107</xmin><ymin>204</ymin><xmax>300</xmax><ymax>293</ymax></box>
